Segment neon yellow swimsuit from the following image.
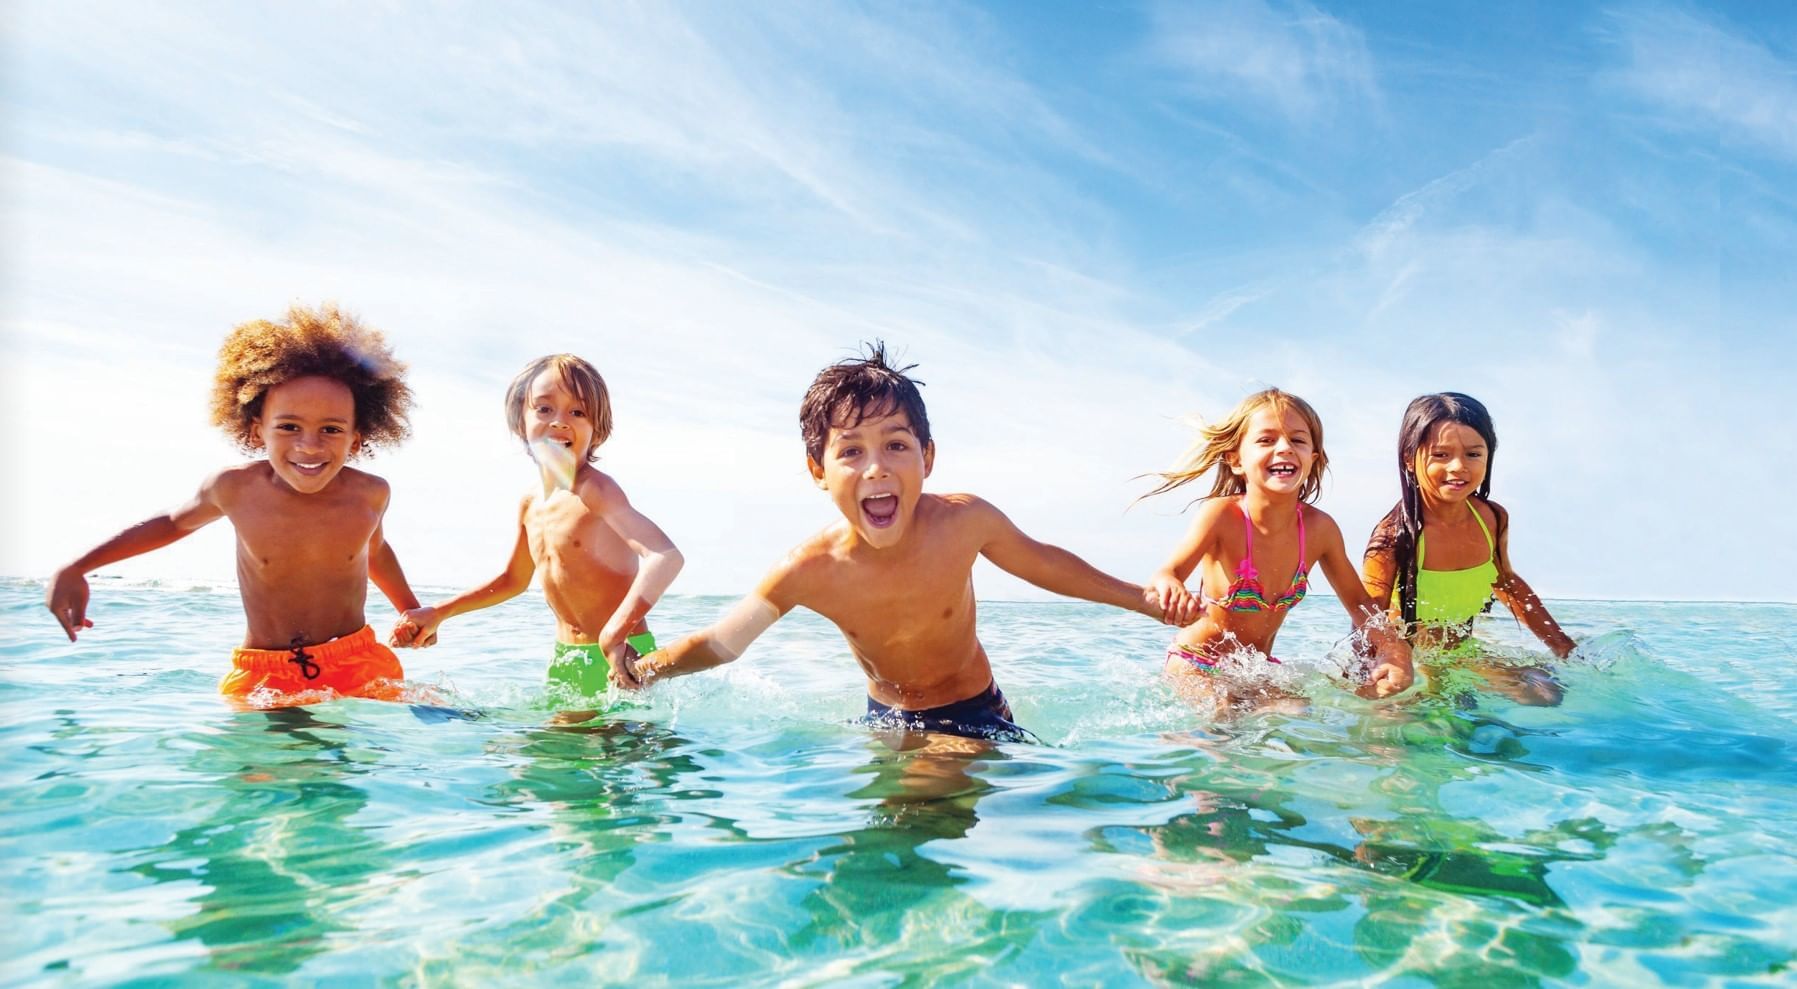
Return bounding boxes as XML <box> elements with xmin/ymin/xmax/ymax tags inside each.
<box><xmin>1402</xmin><ymin>503</ymin><xmax>1498</xmax><ymax>626</ymax></box>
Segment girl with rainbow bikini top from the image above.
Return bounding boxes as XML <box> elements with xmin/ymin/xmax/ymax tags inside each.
<box><xmin>1141</xmin><ymin>388</ymin><xmax>1414</xmax><ymax>704</ymax></box>
<box><xmin>1361</xmin><ymin>393</ymin><xmax>1576</xmax><ymax>707</ymax></box>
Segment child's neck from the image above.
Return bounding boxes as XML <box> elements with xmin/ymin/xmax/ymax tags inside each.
<box><xmin>1419</xmin><ymin>491</ymin><xmax>1475</xmax><ymax>526</ymax></box>
<box><xmin>537</xmin><ymin>459</ymin><xmax>591</xmax><ymax>498</ymax></box>
<box><xmin>1239</xmin><ymin>487</ymin><xmax>1298</xmax><ymax>527</ymax></box>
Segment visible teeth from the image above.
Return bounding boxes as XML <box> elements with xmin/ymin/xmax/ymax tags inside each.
<box><xmin>296</xmin><ymin>462</ymin><xmax>324</xmax><ymax>469</ymax></box>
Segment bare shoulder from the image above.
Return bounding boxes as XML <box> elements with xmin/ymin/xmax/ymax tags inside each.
<box><xmin>1475</xmin><ymin>497</ymin><xmax>1505</xmax><ymax>533</ymax></box>
<box><xmin>929</xmin><ymin>491</ymin><xmax>997</xmax><ymax>521</ymax></box>
<box><xmin>1188</xmin><ymin>496</ymin><xmax>1237</xmax><ymax>533</ymax></box>
<box><xmin>334</xmin><ymin>465</ymin><xmax>392</xmax><ymax>506</ymax></box>
<box><xmin>1300</xmin><ymin>503</ymin><xmax>1345</xmax><ymax>539</ymax></box>
<box><xmin>573</xmin><ymin>466</ymin><xmax>627</xmax><ymax>508</ymax></box>
<box><xmin>207</xmin><ymin>461</ymin><xmax>270</xmax><ymax>506</ymax></box>
<box><xmin>757</xmin><ymin>525</ymin><xmax>846</xmax><ymax>610</ymax></box>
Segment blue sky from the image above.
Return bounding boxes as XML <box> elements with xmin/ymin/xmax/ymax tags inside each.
<box><xmin>3</xmin><ymin>1</ymin><xmax>1793</xmax><ymax>603</ymax></box>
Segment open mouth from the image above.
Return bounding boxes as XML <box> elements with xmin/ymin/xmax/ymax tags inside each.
<box><xmin>1268</xmin><ymin>463</ymin><xmax>1298</xmax><ymax>480</ymax></box>
<box><xmin>861</xmin><ymin>494</ymin><xmax>899</xmax><ymax>528</ymax></box>
<box><xmin>290</xmin><ymin>460</ymin><xmax>327</xmax><ymax>475</ymax></box>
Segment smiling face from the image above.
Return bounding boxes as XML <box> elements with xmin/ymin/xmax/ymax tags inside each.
<box><xmin>252</xmin><ymin>375</ymin><xmax>360</xmax><ymax>494</ymax></box>
<box><xmin>808</xmin><ymin>406</ymin><xmax>934</xmax><ymax>550</ymax></box>
<box><xmin>523</xmin><ymin>368</ymin><xmax>598</xmax><ymax>465</ymax></box>
<box><xmin>1415</xmin><ymin>420</ymin><xmax>1489</xmax><ymax>505</ymax></box>
<box><xmin>1229</xmin><ymin>405</ymin><xmax>1317</xmax><ymax>499</ymax></box>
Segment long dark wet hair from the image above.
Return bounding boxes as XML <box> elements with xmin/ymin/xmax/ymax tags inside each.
<box><xmin>1368</xmin><ymin>392</ymin><xmax>1502</xmax><ymax>626</ymax></box>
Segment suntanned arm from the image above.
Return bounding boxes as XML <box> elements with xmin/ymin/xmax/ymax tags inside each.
<box><xmin>974</xmin><ymin>497</ymin><xmax>1191</xmax><ymax>626</ymax></box>
<box><xmin>628</xmin><ymin>568</ymin><xmax>790</xmax><ymax>688</ymax></box>
<box><xmin>1144</xmin><ymin>501</ymin><xmax>1222</xmax><ymax>627</ymax></box>
<box><xmin>392</xmin><ymin>496</ymin><xmax>535</xmax><ymax>647</ymax></box>
<box><xmin>367</xmin><ymin>515</ymin><xmax>430</xmax><ymax>644</ymax></box>
<box><xmin>582</xmin><ymin>473</ymin><xmax>685</xmax><ymax>686</ymax></box>
<box><xmin>1490</xmin><ymin>506</ymin><xmax>1575</xmax><ymax>658</ymax></box>
<box><xmin>45</xmin><ymin>473</ymin><xmax>228</xmax><ymax>641</ymax></box>
<box><xmin>1313</xmin><ymin>514</ymin><xmax>1412</xmax><ymax>697</ymax></box>
<box><xmin>1360</xmin><ymin>539</ymin><xmax>1398</xmax><ymax>607</ymax></box>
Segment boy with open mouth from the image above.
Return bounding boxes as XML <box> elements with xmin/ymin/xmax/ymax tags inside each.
<box><xmin>626</xmin><ymin>343</ymin><xmax>1195</xmax><ymax>741</ymax></box>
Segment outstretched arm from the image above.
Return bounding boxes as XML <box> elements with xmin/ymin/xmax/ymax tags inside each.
<box><xmin>630</xmin><ymin>593</ymin><xmax>783</xmax><ymax>687</ymax></box>
<box><xmin>1315</xmin><ymin>514</ymin><xmax>1412</xmax><ymax>697</ymax></box>
<box><xmin>1144</xmin><ymin>503</ymin><xmax>1218</xmax><ymax>628</ymax></box>
<box><xmin>45</xmin><ymin>475</ymin><xmax>227</xmax><ymax>641</ymax></box>
<box><xmin>976</xmin><ymin>497</ymin><xmax>1193</xmax><ymax>626</ymax></box>
<box><xmin>1490</xmin><ymin>505</ymin><xmax>1575</xmax><ymax>658</ymax></box>
<box><xmin>392</xmin><ymin>498</ymin><xmax>536</xmax><ymax>647</ymax></box>
<box><xmin>584</xmin><ymin>474</ymin><xmax>685</xmax><ymax>685</ymax></box>
<box><xmin>366</xmin><ymin>487</ymin><xmax>423</xmax><ymax>617</ymax></box>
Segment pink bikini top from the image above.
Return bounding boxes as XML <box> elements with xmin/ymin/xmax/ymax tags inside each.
<box><xmin>1209</xmin><ymin>503</ymin><xmax>1309</xmax><ymax>613</ymax></box>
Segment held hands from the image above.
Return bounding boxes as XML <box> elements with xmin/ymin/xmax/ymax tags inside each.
<box><xmin>617</xmin><ymin>650</ymin><xmax>657</xmax><ymax>692</ymax></box>
<box><xmin>600</xmin><ymin>624</ymin><xmax>643</xmax><ymax>690</ymax></box>
<box><xmin>45</xmin><ymin>567</ymin><xmax>94</xmax><ymax>642</ymax></box>
<box><xmin>1145</xmin><ymin>574</ymin><xmax>1200</xmax><ymax>628</ymax></box>
<box><xmin>389</xmin><ymin>607</ymin><xmax>441</xmax><ymax>648</ymax></box>
<box><xmin>1356</xmin><ymin>641</ymin><xmax>1414</xmax><ymax>699</ymax></box>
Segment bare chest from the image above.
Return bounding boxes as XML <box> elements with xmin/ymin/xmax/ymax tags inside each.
<box><xmin>525</xmin><ymin>496</ymin><xmax>631</xmax><ymax>570</ymax></box>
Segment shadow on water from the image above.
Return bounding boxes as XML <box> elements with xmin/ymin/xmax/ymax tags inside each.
<box><xmin>126</xmin><ymin>707</ymin><xmax>395</xmax><ymax>976</ymax></box>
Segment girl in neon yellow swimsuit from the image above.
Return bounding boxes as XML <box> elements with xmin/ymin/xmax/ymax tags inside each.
<box><xmin>1361</xmin><ymin>393</ymin><xmax>1576</xmax><ymax>706</ymax></box>
<box><xmin>1141</xmin><ymin>388</ymin><xmax>1413</xmax><ymax>709</ymax></box>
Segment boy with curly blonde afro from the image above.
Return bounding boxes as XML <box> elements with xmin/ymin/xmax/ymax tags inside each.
<box><xmin>46</xmin><ymin>303</ymin><xmax>429</xmax><ymax>706</ymax></box>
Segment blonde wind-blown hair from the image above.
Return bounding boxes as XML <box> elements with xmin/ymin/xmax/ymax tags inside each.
<box><xmin>1140</xmin><ymin>388</ymin><xmax>1329</xmax><ymax>505</ymax></box>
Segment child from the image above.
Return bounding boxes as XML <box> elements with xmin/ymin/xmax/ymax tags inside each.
<box><xmin>625</xmin><ymin>343</ymin><xmax>1192</xmax><ymax>741</ymax></box>
<box><xmin>1361</xmin><ymin>393</ymin><xmax>1574</xmax><ymax>705</ymax></box>
<box><xmin>1142</xmin><ymin>388</ymin><xmax>1412</xmax><ymax>702</ymax></box>
<box><xmin>44</xmin><ymin>303</ymin><xmax>425</xmax><ymax>705</ymax></box>
<box><xmin>390</xmin><ymin>354</ymin><xmax>683</xmax><ymax>703</ymax></box>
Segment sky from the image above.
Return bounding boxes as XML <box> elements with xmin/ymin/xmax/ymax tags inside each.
<box><xmin>3</xmin><ymin>1</ymin><xmax>1793</xmax><ymax>604</ymax></box>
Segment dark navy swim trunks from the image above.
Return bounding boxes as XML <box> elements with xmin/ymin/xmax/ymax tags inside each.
<box><xmin>862</xmin><ymin>681</ymin><xmax>1035</xmax><ymax>743</ymax></box>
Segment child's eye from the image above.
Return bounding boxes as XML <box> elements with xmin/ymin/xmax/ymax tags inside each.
<box><xmin>888</xmin><ymin>441</ymin><xmax>908</xmax><ymax>452</ymax></box>
<box><xmin>323</xmin><ymin>426</ymin><xmax>344</xmax><ymax>434</ymax></box>
<box><xmin>571</xmin><ymin>409</ymin><xmax>584</xmax><ymax>417</ymax></box>
<box><xmin>276</xmin><ymin>423</ymin><xmax>300</xmax><ymax>431</ymax></box>
<box><xmin>840</xmin><ymin>447</ymin><xmax>862</xmax><ymax>458</ymax></box>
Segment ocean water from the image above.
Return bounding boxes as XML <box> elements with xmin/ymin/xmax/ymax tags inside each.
<box><xmin>3</xmin><ymin>577</ymin><xmax>1795</xmax><ymax>987</ymax></box>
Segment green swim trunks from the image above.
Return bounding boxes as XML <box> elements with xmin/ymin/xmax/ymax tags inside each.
<box><xmin>547</xmin><ymin>632</ymin><xmax>658</xmax><ymax>700</ymax></box>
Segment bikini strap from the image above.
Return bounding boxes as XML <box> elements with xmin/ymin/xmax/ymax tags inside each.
<box><xmin>1469</xmin><ymin>501</ymin><xmax>1494</xmax><ymax>551</ymax></box>
<box><xmin>1236</xmin><ymin>501</ymin><xmax>1258</xmax><ymax>579</ymax></box>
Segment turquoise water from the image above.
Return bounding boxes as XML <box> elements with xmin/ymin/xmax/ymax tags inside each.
<box><xmin>4</xmin><ymin>577</ymin><xmax>1795</xmax><ymax>987</ymax></box>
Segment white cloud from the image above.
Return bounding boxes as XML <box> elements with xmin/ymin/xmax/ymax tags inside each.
<box><xmin>1608</xmin><ymin>4</ymin><xmax>1797</xmax><ymax>161</ymax></box>
<box><xmin>1149</xmin><ymin>0</ymin><xmax>1380</xmax><ymax>120</ymax></box>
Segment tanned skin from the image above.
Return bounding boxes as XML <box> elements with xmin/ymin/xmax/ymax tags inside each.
<box><xmin>45</xmin><ymin>376</ymin><xmax>422</xmax><ymax>649</ymax></box>
<box><xmin>631</xmin><ymin>409</ymin><xmax>1193</xmax><ymax>709</ymax></box>
<box><xmin>392</xmin><ymin>368</ymin><xmax>682</xmax><ymax>686</ymax></box>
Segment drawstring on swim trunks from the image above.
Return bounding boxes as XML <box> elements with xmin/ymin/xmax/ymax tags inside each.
<box><xmin>287</xmin><ymin>635</ymin><xmax>321</xmax><ymax>680</ymax></box>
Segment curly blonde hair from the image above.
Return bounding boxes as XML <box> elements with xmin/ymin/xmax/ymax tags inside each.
<box><xmin>1140</xmin><ymin>387</ymin><xmax>1328</xmax><ymax>505</ymax></box>
<box><xmin>209</xmin><ymin>303</ymin><xmax>413</xmax><ymax>454</ymax></box>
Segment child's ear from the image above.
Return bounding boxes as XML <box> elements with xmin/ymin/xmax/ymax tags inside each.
<box><xmin>807</xmin><ymin>456</ymin><xmax>827</xmax><ymax>489</ymax></box>
<box><xmin>1226</xmin><ymin>453</ymin><xmax>1244</xmax><ymax>476</ymax></box>
<box><xmin>922</xmin><ymin>441</ymin><xmax>935</xmax><ymax>478</ymax></box>
<box><xmin>249</xmin><ymin>419</ymin><xmax>265</xmax><ymax>449</ymax></box>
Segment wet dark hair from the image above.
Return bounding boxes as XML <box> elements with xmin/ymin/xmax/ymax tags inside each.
<box><xmin>1367</xmin><ymin>392</ymin><xmax>1504</xmax><ymax>627</ymax></box>
<box><xmin>799</xmin><ymin>341</ymin><xmax>931</xmax><ymax>462</ymax></box>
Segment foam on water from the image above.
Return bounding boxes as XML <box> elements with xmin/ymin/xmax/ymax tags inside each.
<box><xmin>3</xmin><ymin>578</ymin><xmax>1795</xmax><ymax>986</ymax></box>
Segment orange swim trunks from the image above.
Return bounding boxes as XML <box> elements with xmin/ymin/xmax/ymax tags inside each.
<box><xmin>220</xmin><ymin>625</ymin><xmax>406</xmax><ymax>705</ymax></box>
